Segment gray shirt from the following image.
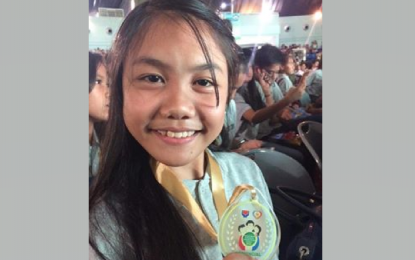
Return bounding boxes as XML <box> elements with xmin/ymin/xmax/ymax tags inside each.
<box><xmin>306</xmin><ymin>69</ymin><xmax>322</xmax><ymax>97</ymax></box>
<box><xmin>182</xmin><ymin>151</ymin><xmax>278</xmax><ymax>260</ymax></box>
<box><xmin>276</xmin><ymin>74</ymin><xmax>293</xmax><ymax>95</ymax></box>
<box><xmin>214</xmin><ymin>99</ymin><xmax>238</xmax><ymax>148</ymax></box>
<box><xmin>254</xmin><ymin>81</ymin><xmax>284</xmax><ymax>139</ymax></box>
<box><xmin>90</xmin><ymin>150</ymin><xmax>279</xmax><ymax>260</ymax></box>
<box><xmin>234</xmin><ymin>92</ymin><xmax>257</xmax><ymax>141</ymax></box>
<box><xmin>254</xmin><ymin>80</ymin><xmax>284</xmax><ymax>103</ymax></box>
<box><xmin>234</xmin><ymin>81</ymin><xmax>284</xmax><ymax>140</ymax></box>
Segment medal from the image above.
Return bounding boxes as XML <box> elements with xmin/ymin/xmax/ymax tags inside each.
<box><xmin>151</xmin><ymin>150</ymin><xmax>280</xmax><ymax>260</ymax></box>
<box><xmin>219</xmin><ymin>185</ymin><xmax>280</xmax><ymax>260</ymax></box>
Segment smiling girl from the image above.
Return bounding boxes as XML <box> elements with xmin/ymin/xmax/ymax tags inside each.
<box><xmin>89</xmin><ymin>1</ymin><xmax>278</xmax><ymax>259</ymax></box>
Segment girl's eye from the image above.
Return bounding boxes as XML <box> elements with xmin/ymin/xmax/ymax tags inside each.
<box><xmin>95</xmin><ymin>79</ymin><xmax>102</xmax><ymax>85</ymax></box>
<box><xmin>195</xmin><ymin>79</ymin><xmax>214</xmax><ymax>87</ymax></box>
<box><xmin>141</xmin><ymin>75</ymin><xmax>164</xmax><ymax>83</ymax></box>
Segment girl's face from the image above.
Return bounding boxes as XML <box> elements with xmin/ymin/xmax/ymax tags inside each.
<box><xmin>89</xmin><ymin>64</ymin><xmax>109</xmax><ymax>122</ymax></box>
<box><xmin>300</xmin><ymin>64</ymin><xmax>307</xmax><ymax>71</ymax></box>
<box><xmin>284</xmin><ymin>57</ymin><xmax>295</xmax><ymax>75</ymax></box>
<box><xmin>122</xmin><ymin>17</ymin><xmax>228</xmax><ymax>167</ymax></box>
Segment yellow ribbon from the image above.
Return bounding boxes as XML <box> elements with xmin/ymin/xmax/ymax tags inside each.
<box><xmin>150</xmin><ymin>151</ymin><xmax>227</xmax><ymax>241</ymax></box>
<box><xmin>227</xmin><ymin>184</ymin><xmax>257</xmax><ymax>205</ymax></box>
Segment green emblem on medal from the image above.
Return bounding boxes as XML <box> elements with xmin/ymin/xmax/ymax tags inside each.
<box><xmin>218</xmin><ymin>185</ymin><xmax>281</xmax><ymax>260</ymax></box>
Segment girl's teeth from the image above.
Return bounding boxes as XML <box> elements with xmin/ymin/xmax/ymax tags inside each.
<box><xmin>158</xmin><ymin>130</ymin><xmax>166</xmax><ymax>136</ymax></box>
<box><xmin>157</xmin><ymin>130</ymin><xmax>196</xmax><ymax>138</ymax></box>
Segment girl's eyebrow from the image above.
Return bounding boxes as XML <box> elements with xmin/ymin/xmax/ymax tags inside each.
<box><xmin>132</xmin><ymin>57</ymin><xmax>171</xmax><ymax>71</ymax></box>
<box><xmin>132</xmin><ymin>56</ymin><xmax>223</xmax><ymax>74</ymax></box>
<box><xmin>192</xmin><ymin>63</ymin><xmax>223</xmax><ymax>74</ymax></box>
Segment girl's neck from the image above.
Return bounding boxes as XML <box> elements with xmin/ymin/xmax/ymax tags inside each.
<box><xmin>89</xmin><ymin>120</ymin><xmax>94</xmax><ymax>145</ymax></box>
<box><xmin>170</xmin><ymin>152</ymin><xmax>206</xmax><ymax>181</ymax></box>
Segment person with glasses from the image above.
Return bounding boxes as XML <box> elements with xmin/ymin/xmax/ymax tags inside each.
<box><xmin>210</xmin><ymin>49</ymin><xmax>307</xmax><ymax>165</ymax></box>
<box><xmin>236</xmin><ymin>44</ymin><xmax>308</xmax><ymax>140</ymax></box>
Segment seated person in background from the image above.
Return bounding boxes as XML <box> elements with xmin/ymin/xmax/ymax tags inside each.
<box><xmin>218</xmin><ymin>47</ymin><xmax>307</xmax><ymax>164</ymax></box>
<box><xmin>242</xmin><ymin>47</ymin><xmax>254</xmax><ymax>82</ymax></box>
<box><xmin>276</xmin><ymin>54</ymin><xmax>296</xmax><ymax>95</ymax></box>
<box><xmin>237</xmin><ymin>45</ymin><xmax>320</xmax><ymax>138</ymax></box>
<box><xmin>89</xmin><ymin>51</ymin><xmax>109</xmax><ymax>178</ymax></box>
<box><xmin>245</xmin><ymin>63</ymin><xmax>254</xmax><ymax>82</ymax></box>
<box><xmin>211</xmin><ymin>51</ymin><xmax>262</xmax><ymax>152</ymax></box>
<box><xmin>305</xmin><ymin>60</ymin><xmax>313</xmax><ymax>70</ymax></box>
<box><xmin>276</xmin><ymin>54</ymin><xmax>313</xmax><ymax>108</ymax></box>
<box><xmin>237</xmin><ymin>44</ymin><xmax>307</xmax><ymax>140</ymax></box>
<box><xmin>295</xmin><ymin>60</ymin><xmax>307</xmax><ymax>77</ymax></box>
<box><xmin>306</xmin><ymin>95</ymin><xmax>322</xmax><ymax>115</ymax></box>
<box><xmin>306</xmin><ymin>58</ymin><xmax>323</xmax><ymax>103</ymax></box>
<box><xmin>311</xmin><ymin>59</ymin><xmax>320</xmax><ymax>71</ymax></box>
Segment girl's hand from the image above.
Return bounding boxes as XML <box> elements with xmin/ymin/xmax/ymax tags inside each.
<box><xmin>279</xmin><ymin>108</ymin><xmax>293</xmax><ymax>121</ymax></box>
<box><xmin>240</xmin><ymin>140</ymin><xmax>263</xmax><ymax>150</ymax></box>
<box><xmin>285</xmin><ymin>70</ymin><xmax>308</xmax><ymax>103</ymax></box>
<box><xmin>285</xmin><ymin>84</ymin><xmax>305</xmax><ymax>103</ymax></box>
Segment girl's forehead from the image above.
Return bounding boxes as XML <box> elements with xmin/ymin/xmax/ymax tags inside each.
<box><xmin>125</xmin><ymin>15</ymin><xmax>225</xmax><ymax>66</ymax></box>
<box><xmin>96</xmin><ymin>64</ymin><xmax>107</xmax><ymax>75</ymax></box>
<box><xmin>151</xmin><ymin>14</ymin><xmax>198</xmax><ymax>32</ymax></box>
<box><xmin>129</xmin><ymin>15</ymin><xmax>193</xmax><ymax>48</ymax></box>
<box><xmin>145</xmin><ymin>17</ymin><xmax>197</xmax><ymax>44</ymax></box>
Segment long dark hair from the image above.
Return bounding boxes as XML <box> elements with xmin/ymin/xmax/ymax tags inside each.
<box><xmin>89</xmin><ymin>0</ymin><xmax>238</xmax><ymax>259</ymax></box>
<box><xmin>89</xmin><ymin>51</ymin><xmax>104</xmax><ymax>93</ymax></box>
<box><xmin>240</xmin><ymin>44</ymin><xmax>284</xmax><ymax>111</ymax></box>
<box><xmin>89</xmin><ymin>51</ymin><xmax>107</xmax><ymax>140</ymax></box>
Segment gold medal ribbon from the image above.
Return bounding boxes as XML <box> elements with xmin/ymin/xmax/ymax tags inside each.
<box><xmin>228</xmin><ymin>184</ymin><xmax>257</xmax><ymax>205</ymax></box>
<box><xmin>150</xmin><ymin>151</ymin><xmax>227</xmax><ymax>240</ymax></box>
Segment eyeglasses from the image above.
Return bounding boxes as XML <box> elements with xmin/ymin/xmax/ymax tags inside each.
<box><xmin>264</xmin><ymin>69</ymin><xmax>279</xmax><ymax>77</ymax></box>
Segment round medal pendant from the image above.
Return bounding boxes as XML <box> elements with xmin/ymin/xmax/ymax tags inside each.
<box><xmin>218</xmin><ymin>198</ymin><xmax>280</xmax><ymax>260</ymax></box>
